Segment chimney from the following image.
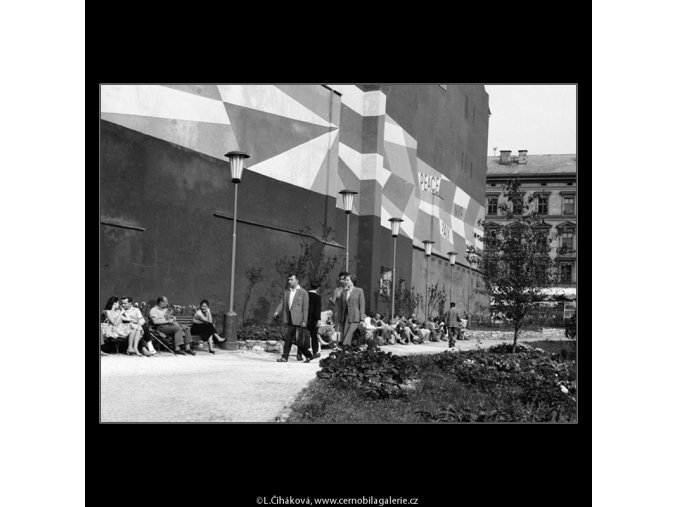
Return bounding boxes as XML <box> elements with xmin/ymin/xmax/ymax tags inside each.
<box><xmin>518</xmin><ymin>149</ymin><xmax>528</xmax><ymax>164</ymax></box>
<box><xmin>499</xmin><ymin>150</ymin><xmax>511</xmax><ymax>165</ymax></box>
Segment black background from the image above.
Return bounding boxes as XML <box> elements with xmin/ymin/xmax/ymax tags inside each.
<box><xmin>88</xmin><ymin>6</ymin><xmax>590</xmax><ymax>505</ymax></box>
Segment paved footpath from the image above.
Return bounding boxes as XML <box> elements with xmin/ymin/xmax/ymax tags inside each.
<box><xmin>100</xmin><ymin>336</ymin><xmax>571</xmax><ymax>423</ymax></box>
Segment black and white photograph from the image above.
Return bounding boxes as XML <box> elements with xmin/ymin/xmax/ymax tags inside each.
<box><xmin>98</xmin><ymin>83</ymin><xmax>578</xmax><ymax>424</ymax></box>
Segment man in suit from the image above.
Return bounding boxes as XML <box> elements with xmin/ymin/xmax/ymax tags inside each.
<box><xmin>336</xmin><ymin>274</ymin><xmax>365</xmax><ymax>348</ymax></box>
<box><xmin>306</xmin><ymin>279</ymin><xmax>323</xmax><ymax>359</ymax></box>
<box><xmin>274</xmin><ymin>273</ymin><xmax>314</xmax><ymax>363</ymax></box>
<box><xmin>445</xmin><ymin>302</ymin><xmax>462</xmax><ymax>348</ymax></box>
<box><xmin>329</xmin><ymin>271</ymin><xmax>350</xmax><ymax>344</ymax></box>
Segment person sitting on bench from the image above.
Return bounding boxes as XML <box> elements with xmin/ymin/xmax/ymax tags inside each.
<box><xmin>149</xmin><ymin>296</ymin><xmax>195</xmax><ymax>355</ymax></box>
<box><xmin>191</xmin><ymin>299</ymin><xmax>225</xmax><ymax>354</ymax></box>
<box><xmin>102</xmin><ymin>296</ymin><xmax>144</xmax><ymax>356</ymax></box>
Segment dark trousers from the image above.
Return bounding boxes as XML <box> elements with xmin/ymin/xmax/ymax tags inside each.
<box><xmin>307</xmin><ymin>323</ymin><xmax>319</xmax><ymax>355</ymax></box>
<box><xmin>283</xmin><ymin>325</ymin><xmax>312</xmax><ymax>360</ymax></box>
<box><xmin>191</xmin><ymin>322</ymin><xmax>217</xmax><ymax>340</ymax></box>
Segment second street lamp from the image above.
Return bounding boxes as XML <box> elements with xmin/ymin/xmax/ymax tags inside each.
<box><xmin>388</xmin><ymin>217</ymin><xmax>403</xmax><ymax>319</ymax></box>
<box><xmin>447</xmin><ymin>250</ymin><xmax>457</xmax><ymax>318</ymax></box>
<box><xmin>223</xmin><ymin>150</ymin><xmax>249</xmax><ymax>350</ymax></box>
<box><xmin>339</xmin><ymin>190</ymin><xmax>358</xmax><ymax>272</ymax></box>
<box><xmin>423</xmin><ymin>240</ymin><xmax>434</xmax><ymax>323</ymax></box>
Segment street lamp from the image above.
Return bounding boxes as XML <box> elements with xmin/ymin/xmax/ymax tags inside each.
<box><xmin>223</xmin><ymin>150</ymin><xmax>250</xmax><ymax>350</ymax></box>
<box><xmin>423</xmin><ymin>240</ymin><xmax>434</xmax><ymax>322</ymax></box>
<box><xmin>467</xmin><ymin>251</ymin><xmax>478</xmax><ymax>326</ymax></box>
<box><xmin>448</xmin><ymin>251</ymin><xmax>457</xmax><ymax>317</ymax></box>
<box><xmin>339</xmin><ymin>190</ymin><xmax>358</xmax><ymax>271</ymax></box>
<box><xmin>388</xmin><ymin>217</ymin><xmax>403</xmax><ymax>319</ymax></box>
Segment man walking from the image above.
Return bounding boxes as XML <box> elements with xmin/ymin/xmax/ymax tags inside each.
<box><xmin>329</xmin><ymin>271</ymin><xmax>349</xmax><ymax>345</ymax></box>
<box><xmin>445</xmin><ymin>302</ymin><xmax>462</xmax><ymax>348</ymax></box>
<box><xmin>274</xmin><ymin>273</ymin><xmax>313</xmax><ymax>363</ymax></box>
<box><xmin>306</xmin><ymin>279</ymin><xmax>322</xmax><ymax>360</ymax></box>
<box><xmin>336</xmin><ymin>274</ymin><xmax>365</xmax><ymax>348</ymax></box>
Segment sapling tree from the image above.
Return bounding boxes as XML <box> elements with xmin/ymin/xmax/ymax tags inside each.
<box><xmin>466</xmin><ymin>179</ymin><xmax>557</xmax><ymax>352</ymax></box>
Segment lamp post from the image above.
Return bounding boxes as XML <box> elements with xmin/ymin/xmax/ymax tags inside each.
<box><xmin>223</xmin><ymin>150</ymin><xmax>250</xmax><ymax>350</ymax></box>
<box><xmin>423</xmin><ymin>240</ymin><xmax>434</xmax><ymax>322</ymax></box>
<box><xmin>448</xmin><ymin>251</ymin><xmax>457</xmax><ymax>316</ymax></box>
<box><xmin>388</xmin><ymin>217</ymin><xmax>403</xmax><ymax>319</ymax></box>
<box><xmin>467</xmin><ymin>252</ymin><xmax>477</xmax><ymax>327</ymax></box>
<box><xmin>339</xmin><ymin>190</ymin><xmax>358</xmax><ymax>271</ymax></box>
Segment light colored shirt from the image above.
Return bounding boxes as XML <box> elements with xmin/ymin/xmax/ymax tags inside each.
<box><xmin>149</xmin><ymin>305</ymin><xmax>171</xmax><ymax>325</ymax></box>
<box><xmin>288</xmin><ymin>288</ymin><xmax>298</xmax><ymax>309</ymax></box>
<box><xmin>193</xmin><ymin>308</ymin><xmax>212</xmax><ymax>324</ymax></box>
<box><xmin>123</xmin><ymin>307</ymin><xmax>145</xmax><ymax>326</ymax></box>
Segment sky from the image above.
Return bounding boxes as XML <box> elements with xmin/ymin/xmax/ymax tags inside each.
<box><xmin>484</xmin><ymin>85</ymin><xmax>576</xmax><ymax>156</ymax></box>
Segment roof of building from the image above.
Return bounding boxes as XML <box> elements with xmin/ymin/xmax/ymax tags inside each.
<box><xmin>487</xmin><ymin>154</ymin><xmax>576</xmax><ymax>176</ymax></box>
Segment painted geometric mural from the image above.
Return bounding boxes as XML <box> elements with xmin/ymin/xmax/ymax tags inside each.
<box><xmin>100</xmin><ymin>84</ymin><xmax>484</xmax><ymax>264</ymax></box>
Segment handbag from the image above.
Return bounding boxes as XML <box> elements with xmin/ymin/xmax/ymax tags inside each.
<box><xmin>295</xmin><ymin>327</ymin><xmax>310</xmax><ymax>350</ymax></box>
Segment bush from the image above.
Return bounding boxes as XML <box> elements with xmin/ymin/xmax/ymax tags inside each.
<box><xmin>431</xmin><ymin>348</ymin><xmax>576</xmax><ymax>422</ymax></box>
<box><xmin>237</xmin><ymin>323</ymin><xmax>287</xmax><ymax>342</ymax></box>
<box><xmin>316</xmin><ymin>348</ymin><xmax>418</xmax><ymax>399</ymax></box>
<box><xmin>565</xmin><ymin>311</ymin><xmax>577</xmax><ymax>340</ymax></box>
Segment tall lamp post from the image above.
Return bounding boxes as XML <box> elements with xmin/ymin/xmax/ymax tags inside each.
<box><xmin>388</xmin><ymin>217</ymin><xmax>403</xmax><ymax>319</ymax></box>
<box><xmin>423</xmin><ymin>240</ymin><xmax>434</xmax><ymax>322</ymax></box>
<box><xmin>223</xmin><ymin>150</ymin><xmax>250</xmax><ymax>350</ymax></box>
<box><xmin>447</xmin><ymin>250</ymin><xmax>457</xmax><ymax>314</ymax></box>
<box><xmin>339</xmin><ymin>190</ymin><xmax>358</xmax><ymax>271</ymax></box>
<box><xmin>467</xmin><ymin>252</ymin><xmax>477</xmax><ymax>327</ymax></box>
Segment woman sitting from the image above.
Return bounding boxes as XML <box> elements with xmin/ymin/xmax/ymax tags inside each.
<box><xmin>191</xmin><ymin>299</ymin><xmax>225</xmax><ymax>354</ymax></box>
<box><xmin>102</xmin><ymin>296</ymin><xmax>144</xmax><ymax>356</ymax></box>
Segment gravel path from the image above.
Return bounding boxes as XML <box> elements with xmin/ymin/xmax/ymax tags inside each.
<box><xmin>100</xmin><ymin>336</ymin><xmax>572</xmax><ymax>422</ymax></box>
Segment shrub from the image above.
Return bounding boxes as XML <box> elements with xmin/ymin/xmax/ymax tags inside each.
<box><xmin>316</xmin><ymin>349</ymin><xmax>418</xmax><ymax>399</ymax></box>
<box><xmin>237</xmin><ymin>323</ymin><xmax>287</xmax><ymax>342</ymax></box>
<box><xmin>431</xmin><ymin>348</ymin><xmax>576</xmax><ymax>422</ymax></box>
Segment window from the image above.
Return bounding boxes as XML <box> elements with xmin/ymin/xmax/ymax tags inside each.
<box><xmin>561</xmin><ymin>231</ymin><xmax>574</xmax><ymax>249</ymax></box>
<box><xmin>487</xmin><ymin>196</ymin><xmax>498</xmax><ymax>215</ymax></box>
<box><xmin>563</xmin><ymin>196</ymin><xmax>575</xmax><ymax>215</ymax></box>
<box><xmin>512</xmin><ymin>198</ymin><xmax>523</xmax><ymax>215</ymax></box>
<box><xmin>537</xmin><ymin>196</ymin><xmax>549</xmax><ymax>215</ymax></box>
<box><xmin>560</xmin><ymin>263</ymin><xmax>573</xmax><ymax>283</ymax></box>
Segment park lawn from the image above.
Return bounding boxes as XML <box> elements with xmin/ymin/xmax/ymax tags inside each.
<box><xmin>286</xmin><ymin>349</ymin><xmax>577</xmax><ymax>423</ymax></box>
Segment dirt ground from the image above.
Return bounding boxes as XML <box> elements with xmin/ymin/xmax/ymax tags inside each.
<box><xmin>100</xmin><ymin>336</ymin><xmax>572</xmax><ymax>422</ymax></box>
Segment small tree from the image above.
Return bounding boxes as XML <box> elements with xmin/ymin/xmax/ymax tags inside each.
<box><xmin>467</xmin><ymin>179</ymin><xmax>557</xmax><ymax>352</ymax></box>
<box><xmin>268</xmin><ymin>224</ymin><xmax>340</xmax><ymax>312</ymax></box>
<box><xmin>426</xmin><ymin>282</ymin><xmax>447</xmax><ymax>320</ymax></box>
<box><xmin>241</xmin><ymin>266</ymin><xmax>265</xmax><ymax>324</ymax></box>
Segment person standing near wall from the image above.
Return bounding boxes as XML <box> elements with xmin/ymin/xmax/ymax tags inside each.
<box><xmin>306</xmin><ymin>280</ymin><xmax>322</xmax><ymax>360</ymax></box>
<box><xmin>329</xmin><ymin>271</ymin><xmax>349</xmax><ymax>345</ymax></box>
<box><xmin>337</xmin><ymin>274</ymin><xmax>365</xmax><ymax>349</ymax></box>
<box><xmin>446</xmin><ymin>302</ymin><xmax>462</xmax><ymax>348</ymax></box>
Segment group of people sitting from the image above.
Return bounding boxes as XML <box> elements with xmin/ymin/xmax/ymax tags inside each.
<box><xmin>315</xmin><ymin>309</ymin><xmax>466</xmax><ymax>350</ymax></box>
<box><xmin>100</xmin><ymin>296</ymin><xmax>225</xmax><ymax>356</ymax></box>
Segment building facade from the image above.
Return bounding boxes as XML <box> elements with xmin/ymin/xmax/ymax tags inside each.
<box><xmin>100</xmin><ymin>84</ymin><xmax>490</xmax><ymax>322</ymax></box>
<box><xmin>485</xmin><ymin>151</ymin><xmax>577</xmax><ymax>293</ymax></box>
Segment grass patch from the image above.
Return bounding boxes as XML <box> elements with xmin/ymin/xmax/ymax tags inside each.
<box><xmin>287</xmin><ymin>349</ymin><xmax>576</xmax><ymax>423</ymax></box>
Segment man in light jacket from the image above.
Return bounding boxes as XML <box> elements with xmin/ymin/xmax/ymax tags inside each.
<box><xmin>445</xmin><ymin>302</ymin><xmax>462</xmax><ymax>348</ymax></box>
<box><xmin>274</xmin><ymin>273</ymin><xmax>313</xmax><ymax>363</ymax></box>
<box><xmin>336</xmin><ymin>274</ymin><xmax>366</xmax><ymax>348</ymax></box>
